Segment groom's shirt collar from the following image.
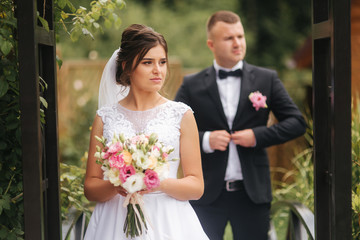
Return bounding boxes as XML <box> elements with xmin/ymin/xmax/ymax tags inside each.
<box><xmin>213</xmin><ymin>60</ymin><xmax>244</xmax><ymax>78</ymax></box>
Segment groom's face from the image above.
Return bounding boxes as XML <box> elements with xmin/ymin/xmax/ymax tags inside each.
<box><xmin>207</xmin><ymin>21</ymin><xmax>247</xmax><ymax>69</ymax></box>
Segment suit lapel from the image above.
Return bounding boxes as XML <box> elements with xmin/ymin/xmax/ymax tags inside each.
<box><xmin>203</xmin><ymin>67</ymin><xmax>229</xmax><ymax>127</ymax></box>
<box><xmin>233</xmin><ymin>62</ymin><xmax>254</xmax><ymax>125</ymax></box>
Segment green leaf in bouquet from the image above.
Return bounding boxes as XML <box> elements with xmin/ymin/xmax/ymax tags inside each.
<box><xmin>96</xmin><ymin>145</ymin><xmax>101</xmax><ymax>152</ymax></box>
<box><xmin>141</xmin><ymin>144</ymin><xmax>147</xmax><ymax>154</ymax></box>
<box><xmin>168</xmin><ymin>147</ymin><xmax>175</xmax><ymax>155</ymax></box>
<box><xmin>119</xmin><ymin>133</ymin><xmax>125</xmax><ymax>143</ymax></box>
<box><xmin>94</xmin><ymin>135</ymin><xmax>102</xmax><ymax>143</ymax></box>
<box><xmin>148</xmin><ymin>133</ymin><xmax>158</xmax><ymax>145</ymax></box>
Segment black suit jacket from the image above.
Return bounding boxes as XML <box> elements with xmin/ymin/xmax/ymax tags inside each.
<box><xmin>175</xmin><ymin>61</ymin><xmax>306</xmax><ymax>205</ymax></box>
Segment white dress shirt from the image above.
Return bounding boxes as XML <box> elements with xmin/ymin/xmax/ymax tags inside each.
<box><xmin>202</xmin><ymin>60</ymin><xmax>243</xmax><ymax>181</ymax></box>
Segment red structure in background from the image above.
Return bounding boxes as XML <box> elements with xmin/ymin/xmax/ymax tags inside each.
<box><xmin>293</xmin><ymin>0</ymin><xmax>359</xmax><ymax>99</ymax></box>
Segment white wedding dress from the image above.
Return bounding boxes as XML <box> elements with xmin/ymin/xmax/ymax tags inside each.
<box><xmin>84</xmin><ymin>100</ymin><xmax>209</xmax><ymax>240</ymax></box>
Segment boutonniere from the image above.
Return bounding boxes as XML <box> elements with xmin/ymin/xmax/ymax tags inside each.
<box><xmin>249</xmin><ymin>91</ymin><xmax>268</xmax><ymax>111</ymax></box>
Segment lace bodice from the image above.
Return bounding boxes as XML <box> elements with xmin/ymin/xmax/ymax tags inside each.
<box><xmin>97</xmin><ymin>100</ymin><xmax>192</xmax><ymax>179</ymax></box>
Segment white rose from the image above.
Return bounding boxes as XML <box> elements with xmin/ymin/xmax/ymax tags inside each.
<box><xmin>123</xmin><ymin>174</ymin><xmax>145</xmax><ymax>193</ymax></box>
<box><xmin>108</xmin><ymin>168</ymin><xmax>121</xmax><ymax>186</ymax></box>
<box><xmin>132</xmin><ymin>149</ymin><xmax>151</xmax><ymax>169</ymax></box>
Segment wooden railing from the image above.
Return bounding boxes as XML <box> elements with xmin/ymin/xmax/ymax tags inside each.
<box><xmin>64</xmin><ymin>210</ymin><xmax>88</xmax><ymax>240</ymax></box>
<box><xmin>269</xmin><ymin>200</ymin><xmax>315</xmax><ymax>240</ymax></box>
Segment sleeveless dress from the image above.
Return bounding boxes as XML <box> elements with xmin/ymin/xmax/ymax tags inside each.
<box><xmin>84</xmin><ymin>100</ymin><xmax>209</xmax><ymax>240</ymax></box>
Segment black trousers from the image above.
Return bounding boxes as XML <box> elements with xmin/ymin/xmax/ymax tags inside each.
<box><xmin>192</xmin><ymin>187</ymin><xmax>270</xmax><ymax>240</ymax></box>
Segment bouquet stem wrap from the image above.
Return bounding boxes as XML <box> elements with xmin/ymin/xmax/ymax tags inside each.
<box><xmin>123</xmin><ymin>193</ymin><xmax>149</xmax><ymax>238</ymax></box>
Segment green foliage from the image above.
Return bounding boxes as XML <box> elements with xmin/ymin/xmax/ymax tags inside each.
<box><xmin>272</xmin><ymin>108</ymin><xmax>314</xmax><ymax>206</ymax></box>
<box><xmin>272</xmin><ymin>147</ymin><xmax>314</xmax><ymax>211</ymax></box>
<box><xmin>351</xmin><ymin>99</ymin><xmax>360</xmax><ymax>238</ymax></box>
<box><xmin>60</xmin><ymin>96</ymin><xmax>97</xmax><ymax>165</ymax></box>
<box><xmin>54</xmin><ymin>0</ymin><xmax>126</xmax><ymax>42</ymax></box>
<box><xmin>0</xmin><ymin>2</ymin><xmax>24</xmax><ymax>239</ymax></box>
<box><xmin>270</xmin><ymin>111</ymin><xmax>313</xmax><ymax>239</ymax></box>
<box><xmin>60</xmin><ymin>160</ymin><xmax>92</xmax><ymax>223</ymax></box>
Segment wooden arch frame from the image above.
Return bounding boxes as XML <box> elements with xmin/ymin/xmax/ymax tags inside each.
<box><xmin>312</xmin><ymin>0</ymin><xmax>352</xmax><ymax>239</ymax></box>
<box><xmin>16</xmin><ymin>0</ymin><xmax>352</xmax><ymax>239</ymax></box>
<box><xmin>17</xmin><ymin>0</ymin><xmax>61</xmax><ymax>239</ymax></box>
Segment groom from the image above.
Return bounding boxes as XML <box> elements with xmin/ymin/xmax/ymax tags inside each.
<box><xmin>175</xmin><ymin>10</ymin><xmax>306</xmax><ymax>240</ymax></box>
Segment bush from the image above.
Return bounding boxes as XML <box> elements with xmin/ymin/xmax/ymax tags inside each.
<box><xmin>0</xmin><ymin>1</ymin><xmax>24</xmax><ymax>239</ymax></box>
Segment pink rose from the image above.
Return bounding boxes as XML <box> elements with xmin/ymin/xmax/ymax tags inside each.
<box><xmin>249</xmin><ymin>91</ymin><xmax>268</xmax><ymax>111</ymax></box>
<box><xmin>108</xmin><ymin>142</ymin><xmax>123</xmax><ymax>154</ymax></box>
<box><xmin>119</xmin><ymin>165</ymin><xmax>136</xmax><ymax>183</ymax></box>
<box><xmin>108</xmin><ymin>154</ymin><xmax>124</xmax><ymax>169</ymax></box>
<box><xmin>143</xmin><ymin>169</ymin><xmax>160</xmax><ymax>190</ymax></box>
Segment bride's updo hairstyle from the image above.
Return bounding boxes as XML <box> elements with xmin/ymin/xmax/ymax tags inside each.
<box><xmin>116</xmin><ymin>24</ymin><xmax>169</xmax><ymax>86</ymax></box>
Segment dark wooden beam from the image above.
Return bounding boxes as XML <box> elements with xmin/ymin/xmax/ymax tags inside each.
<box><xmin>17</xmin><ymin>0</ymin><xmax>45</xmax><ymax>239</ymax></box>
<box><xmin>42</xmin><ymin>45</ymin><xmax>62</xmax><ymax>240</ymax></box>
<box><xmin>36</xmin><ymin>27</ymin><xmax>55</xmax><ymax>46</ymax></box>
<box><xmin>17</xmin><ymin>0</ymin><xmax>61</xmax><ymax>239</ymax></box>
<box><xmin>312</xmin><ymin>0</ymin><xmax>352</xmax><ymax>239</ymax></box>
<box><xmin>332</xmin><ymin>0</ymin><xmax>352</xmax><ymax>238</ymax></box>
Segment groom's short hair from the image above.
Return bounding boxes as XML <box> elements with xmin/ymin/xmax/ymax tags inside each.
<box><xmin>206</xmin><ymin>10</ymin><xmax>241</xmax><ymax>34</ymax></box>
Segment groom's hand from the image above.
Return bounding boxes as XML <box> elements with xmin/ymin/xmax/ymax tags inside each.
<box><xmin>209</xmin><ymin>130</ymin><xmax>231</xmax><ymax>151</ymax></box>
<box><xmin>231</xmin><ymin>129</ymin><xmax>256</xmax><ymax>147</ymax></box>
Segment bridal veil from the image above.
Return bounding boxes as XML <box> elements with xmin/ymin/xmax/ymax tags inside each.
<box><xmin>98</xmin><ymin>48</ymin><xmax>129</xmax><ymax>109</ymax></box>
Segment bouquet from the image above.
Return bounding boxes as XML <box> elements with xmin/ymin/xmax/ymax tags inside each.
<box><xmin>94</xmin><ymin>133</ymin><xmax>175</xmax><ymax>238</ymax></box>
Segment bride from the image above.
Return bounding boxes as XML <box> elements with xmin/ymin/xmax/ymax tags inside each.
<box><xmin>83</xmin><ymin>24</ymin><xmax>209</xmax><ymax>240</ymax></box>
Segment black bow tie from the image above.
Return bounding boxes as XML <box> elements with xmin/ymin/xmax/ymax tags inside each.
<box><xmin>218</xmin><ymin>69</ymin><xmax>243</xmax><ymax>79</ymax></box>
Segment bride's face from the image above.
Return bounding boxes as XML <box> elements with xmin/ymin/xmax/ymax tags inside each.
<box><xmin>130</xmin><ymin>44</ymin><xmax>167</xmax><ymax>93</ymax></box>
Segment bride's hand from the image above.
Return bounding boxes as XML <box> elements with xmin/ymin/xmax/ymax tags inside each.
<box><xmin>115</xmin><ymin>186</ymin><xmax>128</xmax><ymax>197</ymax></box>
<box><xmin>138</xmin><ymin>188</ymin><xmax>158</xmax><ymax>195</ymax></box>
<box><xmin>138</xmin><ymin>183</ymin><xmax>163</xmax><ymax>195</ymax></box>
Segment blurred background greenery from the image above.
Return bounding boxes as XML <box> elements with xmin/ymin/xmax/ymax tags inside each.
<box><xmin>58</xmin><ymin>0</ymin><xmax>311</xmax><ymax>70</ymax></box>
